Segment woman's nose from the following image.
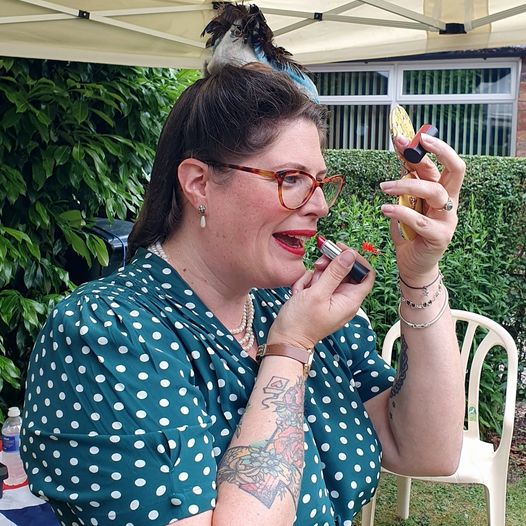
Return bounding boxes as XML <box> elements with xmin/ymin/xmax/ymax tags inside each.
<box><xmin>303</xmin><ymin>186</ymin><xmax>329</xmax><ymax>217</ymax></box>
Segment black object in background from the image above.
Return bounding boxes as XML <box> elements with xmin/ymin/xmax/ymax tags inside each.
<box><xmin>65</xmin><ymin>218</ymin><xmax>133</xmax><ymax>285</ymax></box>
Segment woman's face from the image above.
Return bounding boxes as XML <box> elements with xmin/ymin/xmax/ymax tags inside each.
<box><xmin>205</xmin><ymin>118</ymin><xmax>330</xmax><ymax>290</ymax></box>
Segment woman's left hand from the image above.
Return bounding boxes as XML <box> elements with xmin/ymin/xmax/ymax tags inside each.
<box><xmin>379</xmin><ymin>133</ymin><xmax>465</xmax><ymax>282</ymax></box>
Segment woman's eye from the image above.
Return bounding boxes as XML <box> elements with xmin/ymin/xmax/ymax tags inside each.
<box><xmin>282</xmin><ymin>173</ymin><xmax>302</xmax><ymax>185</ymax></box>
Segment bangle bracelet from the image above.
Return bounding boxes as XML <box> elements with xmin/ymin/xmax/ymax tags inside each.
<box><xmin>399</xmin><ymin>280</ymin><xmax>443</xmax><ymax>309</ymax></box>
<box><xmin>398</xmin><ymin>288</ymin><xmax>449</xmax><ymax>329</ymax></box>
<box><xmin>399</xmin><ymin>271</ymin><xmax>442</xmax><ymax>297</ymax></box>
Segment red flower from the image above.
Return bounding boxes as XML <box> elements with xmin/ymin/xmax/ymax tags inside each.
<box><xmin>362</xmin><ymin>241</ymin><xmax>381</xmax><ymax>255</ymax></box>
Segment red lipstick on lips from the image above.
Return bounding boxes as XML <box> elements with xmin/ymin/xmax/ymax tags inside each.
<box><xmin>273</xmin><ymin>230</ymin><xmax>316</xmax><ymax>257</ymax></box>
<box><xmin>317</xmin><ymin>235</ymin><xmax>370</xmax><ymax>284</ymax></box>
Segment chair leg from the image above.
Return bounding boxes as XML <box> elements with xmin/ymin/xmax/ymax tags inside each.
<box><xmin>484</xmin><ymin>480</ymin><xmax>507</xmax><ymax>526</ymax></box>
<box><xmin>361</xmin><ymin>497</ymin><xmax>376</xmax><ymax>526</ymax></box>
<box><xmin>396</xmin><ymin>476</ymin><xmax>412</xmax><ymax>520</ymax></box>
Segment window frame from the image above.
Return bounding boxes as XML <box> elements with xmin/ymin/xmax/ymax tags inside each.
<box><xmin>309</xmin><ymin>58</ymin><xmax>520</xmax><ymax>155</ymax></box>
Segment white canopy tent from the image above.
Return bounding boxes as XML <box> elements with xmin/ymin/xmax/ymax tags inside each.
<box><xmin>1</xmin><ymin>1</ymin><xmax>525</xmax><ymax>68</ymax></box>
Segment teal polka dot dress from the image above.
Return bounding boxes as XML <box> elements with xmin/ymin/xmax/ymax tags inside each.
<box><xmin>21</xmin><ymin>248</ymin><xmax>395</xmax><ymax>525</ymax></box>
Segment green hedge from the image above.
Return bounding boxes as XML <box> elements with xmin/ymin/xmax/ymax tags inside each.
<box><xmin>0</xmin><ymin>58</ymin><xmax>200</xmax><ymax>415</ymax></box>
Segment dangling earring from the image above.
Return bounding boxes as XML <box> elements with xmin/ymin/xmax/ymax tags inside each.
<box><xmin>198</xmin><ymin>204</ymin><xmax>206</xmax><ymax>229</ymax></box>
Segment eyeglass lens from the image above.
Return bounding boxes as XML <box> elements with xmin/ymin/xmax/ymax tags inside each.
<box><xmin>281</xmin><ymin>173</ymin><xmax>340</xmax><ymax>209</ymax></box>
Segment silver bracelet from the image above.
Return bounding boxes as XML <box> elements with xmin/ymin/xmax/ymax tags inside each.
<box><xmin>399</xmin><ymin>280</ymin><xmax>443</xmax><ymax>309</ymax></box>
<box><xmin>398</xmin><ymin>287</ymin><xmax>449</xmax><ymax>329</ymax></box>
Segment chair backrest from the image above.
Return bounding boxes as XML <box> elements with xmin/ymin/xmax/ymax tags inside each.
<box><xmin>381</xmin><ymin>309</ymin><xmax>518</xmax><ymax>456</ymax></box>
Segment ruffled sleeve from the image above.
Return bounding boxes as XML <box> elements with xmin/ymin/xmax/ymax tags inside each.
<box><xmin>335</xmin><ymin>314</ymin><xmax>396</xmax><ymax>403</ymax></box>
<box><xmin>21</xmin><ymin>285</ymin><xmax>217</xmax><ymax>525</ymax></box>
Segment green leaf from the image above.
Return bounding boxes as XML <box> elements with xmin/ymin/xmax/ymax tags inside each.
<box><xmin>72</xmin><ymin>144</ymin><xmax>84</xmax><ymax>161</ymax></box>
<box><xmin>0</xmin><ymin>107</ymin><xmax>22</xmax><ymax>129</ymax></box>
<box><xmin>0</xmin><ymin>165</ymin><xmax>26</xmax><ymax>202</ymax></box>
<box><xmin>3</xmin><ymin>86</ymin><xmax>29</xmax><ymax>112</ymax></box>
<box><xmin>32</xmin><ymin>161</ymin><xmax>47</xmax><ymax>190</ymax></box>
<box><xmin>0</xmin><ymin>226</ymin><xmax>31</xmax><ymax>244</ymax></box>
<box><xmin>0</xmin><ymin>57</ymin><xmax>15</xmax><ymax>72</ymax></box>
<box><xmin>86</xmin><ymin>234</ymin><xmax>109</xmax><ymax>267</ymax></box>
<box><xmin>28</xmin><ymin>111</ymin><xmax>50</xmax><ymax>142</ymax></box>
<box><xmin>72</xmin><ymin>100</ymin><xmax>89</xmax><ymax>124</ymax></box>
<box><xmin>34</xmin><ymin>108</ymin><xmax>52</xmax><ymax>126</ymax></box>
<box><xmin>0</xmin><ymin>227</ymin><xmax>40</xmax><ymax>260</ymax></box>
<box><xmin>0</xmin><ymin>356</ymin><xmax>21</xmax><ymax>389</ymax></box>
<box><xmin>59</xmin><ymin>209</ymin><xmax>85</xmax><ymax>228</ymax></box>
<box><xmin>34</xmin><ymin>201</ymin><xmax>50</xmax><ymax>227</ymax></box>
<box><xmin>91</xmin><ymin>108</ymin><xmax>115</xmax><ymax>127</ymax></box>
<box><xmin>63</xmin><ymin>228</ymin><xmax>91</xmax><ymax>265</ymax></box>
<box><xmin>0</xmin><ymin>290</ymin><xmax>21</xmax><ymax>326</ymax></box>
<box><xmin>53</xmin><ymin>145</ymin><xmax>71</xmax><ymax>166</ymax></box>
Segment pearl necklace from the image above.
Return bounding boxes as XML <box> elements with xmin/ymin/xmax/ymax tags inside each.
<box><xmin>148</xmin><ymin>241</ymin><xmax>256</xmax><ymax>352</ymax></box>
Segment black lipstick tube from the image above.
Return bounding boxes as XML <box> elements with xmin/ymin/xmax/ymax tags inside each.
<box><xmin>318</xmin><ymin>237</ymin><xmax>370</xmax><ymax>284</ymax></box>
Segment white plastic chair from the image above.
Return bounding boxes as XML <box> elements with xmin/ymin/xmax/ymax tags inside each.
<box><xmin>361</xmin><ymin>309</ymin><xmax>518</xmax><ymax>526</ymax></box>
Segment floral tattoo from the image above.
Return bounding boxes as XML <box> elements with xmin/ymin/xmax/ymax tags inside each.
<box><xmin>390</xmin><ymin>335</ymin><xmax>409</xmax><ymax>398</ymax></box>
<box><xmin>217</xmin><ymin>375</ymin><xmax>305</xmax><ymax>509</ymax></box>
<box><xmin>389</xmin><ymin>335</ymin><xmax>409</xmax><ymax>420</ymax></box>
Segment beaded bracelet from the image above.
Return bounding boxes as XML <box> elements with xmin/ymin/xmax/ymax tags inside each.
<box><xmin>399</xmin><ymin>271</ymin><xmax>442</xmax><ymax>297</ymax></box>
<box><xmin>399</xmin><ymin>280</ymin><xmax>443</xmax><ymax>309</ymax></box>
<box><xmin>398</xmin><ymin>287</ymin><xmax>449</xmax><ymax>329</ymax></box>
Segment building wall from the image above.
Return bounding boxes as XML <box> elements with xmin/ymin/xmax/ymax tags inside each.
<box><xmin>517</xmin><ymin>57</ymin><xmax>526</xmax><ymax>157</ymax></box>
<box><xmin>313</xmin><ymin>57</ymin><xmax>521</xmax><ymax>156</ymax></box>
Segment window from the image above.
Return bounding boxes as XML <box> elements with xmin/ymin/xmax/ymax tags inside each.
<box><xmin>310</xmin><ymin>60</ymin><xmax>519</xmax><ymax>156</ymax></box>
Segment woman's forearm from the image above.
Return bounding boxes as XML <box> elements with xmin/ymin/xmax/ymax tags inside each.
<box><xmin>212</xmin><ymin>356</ymin><xmax>305</xmax><ymax>526</ymax></box>
<box><xmin>382</xmin><ymin>273</ymin><xmax>465</xmax><ymax>475</ymax></box>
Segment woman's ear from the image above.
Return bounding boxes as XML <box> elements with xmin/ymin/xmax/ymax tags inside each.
<box><xmin>177</xmin><ymin>158</ymin><xmax>210</xmax><ymax>208</ymax></box>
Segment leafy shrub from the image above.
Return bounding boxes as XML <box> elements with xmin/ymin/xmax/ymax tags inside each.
<box><xmin>0</xmin><ymin>57</ymin><xmax>200</xmax><ymax>415</ymax></box>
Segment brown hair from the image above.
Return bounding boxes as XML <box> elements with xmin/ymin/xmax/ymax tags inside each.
<box><xmin>127</xmin><ymin>64</ymin><xmax>327</xmax><ymax>257</ymax></box>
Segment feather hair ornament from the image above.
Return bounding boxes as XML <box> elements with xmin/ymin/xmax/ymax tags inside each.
<box><xmin>202</xmin><ymin>2</ymin><xmax>320</xmax><ymax>102</ymax></box>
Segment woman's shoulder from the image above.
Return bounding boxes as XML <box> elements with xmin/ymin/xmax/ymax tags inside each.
<box><xmin>54</xmin><ymin>250</ymin><xmax>183</xmax><ymax>315</ymax></box>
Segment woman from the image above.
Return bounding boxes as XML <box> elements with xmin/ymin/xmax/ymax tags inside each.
<box><xmin>21</xmin><ymin>65</ymin><xmax>465</xmax><ymax>526</ymax></box>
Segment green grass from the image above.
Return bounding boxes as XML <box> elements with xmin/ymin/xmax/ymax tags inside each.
<box><xmin>355</xmin><ymin>473</ymin><xmax>526</xmax><ymax>526</ymax></box>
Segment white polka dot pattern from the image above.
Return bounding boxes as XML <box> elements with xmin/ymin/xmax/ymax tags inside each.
<box><xmin>20</xmin><ymin>248</ymin><xmax>395</xmax><ymax>525</ymax></box>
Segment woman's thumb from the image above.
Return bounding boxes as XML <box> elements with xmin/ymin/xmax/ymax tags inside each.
<box><xmin>317</xmin><ymin>249</ymin><xmax>355</xmax><ymax>290</ymax></box>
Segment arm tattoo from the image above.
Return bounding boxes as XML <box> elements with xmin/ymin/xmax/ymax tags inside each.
<box><xmin>262</xmin><ymin>376</ymin><xmax>289</xmax><ymax>409</ymax></box>
<box><xmin>217</xmin><ymin>376</ymin><xmax>305</xmax><ymax>509</ymax></box>
<box><xmin>390</xmin><ymin>335</ymin><xmax>409</xmax><ymax>399</ymax></box>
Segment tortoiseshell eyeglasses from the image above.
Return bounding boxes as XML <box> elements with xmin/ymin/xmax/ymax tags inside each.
<box><xmin>210</xmin><ymin>163</ymin><xmax>345</xmax><ymax>210</ymax></box>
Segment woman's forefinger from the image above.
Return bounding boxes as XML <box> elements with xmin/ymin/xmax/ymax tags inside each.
<box><xmin>394</xmin><ymin>135</ymin><xmax>441</xmax><ymax>183</ymax></box>
<box><xmin>419</xmin><ymin>134</ymin><xmax>466</xmax><ymax>198</ymax></box>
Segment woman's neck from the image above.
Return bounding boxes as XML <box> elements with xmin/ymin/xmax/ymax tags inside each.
<box><xmin>162</xmin><ymin>232</ymin><xmax>251</xmax><ymax>331</ymax></box>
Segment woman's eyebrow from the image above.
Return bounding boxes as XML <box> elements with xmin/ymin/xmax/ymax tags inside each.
<box><xmin>275</xmin><ymin>162</ymin><xmax>327</xmax><ymax>176</ymax></box>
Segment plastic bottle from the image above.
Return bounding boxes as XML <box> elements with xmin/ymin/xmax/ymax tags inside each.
<box><xmin>1</xmin><ymin>407</ymin><xmax>27</xmax><ymax>485</ymax></box>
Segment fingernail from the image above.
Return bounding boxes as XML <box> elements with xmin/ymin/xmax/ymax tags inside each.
<box><xmin>381</xmin><ymin>204</ymin><xmax>395</xmax><ymax>214</ymax></box>
<box><xmin>396</xmin><ymin>134</ymin><xmax>410</xmax><ymax>146</ymax></box>
<box><xmin>340</xmin><ymin>250</ymin><xmax>355</xmax><ymax>268</ymax></box>
<box><xmin>380</xmin><ymin>182</ymin><xmax>394</xmax><ymax>191</ymax></box>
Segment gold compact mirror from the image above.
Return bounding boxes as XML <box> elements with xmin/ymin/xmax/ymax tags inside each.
<box><xmin>389</xmin><ymin>105</ymin><xmax>423</xmax><ymax>240</ymax></box>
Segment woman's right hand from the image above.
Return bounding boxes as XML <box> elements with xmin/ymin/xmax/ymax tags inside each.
<box><xmin>267</xmin><ymin>247</ymin><xmax>375</xmax><ymax>349</ymax></box>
